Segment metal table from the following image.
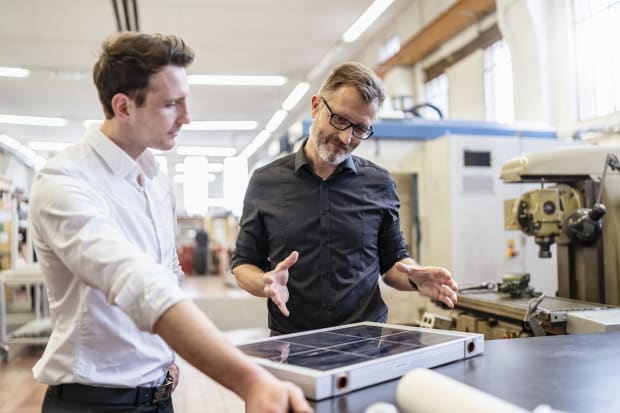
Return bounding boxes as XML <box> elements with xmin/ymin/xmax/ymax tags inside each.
<box><xmin>311</xmin><ymin>332</ymin><xmax>620</xmax><ymax>413</ymax></box>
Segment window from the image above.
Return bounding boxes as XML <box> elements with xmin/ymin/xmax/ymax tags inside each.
<box><xmin>424</xmin><ymin>73</ymin><xmax>449</xmax><ymax>119</ymax></box>
<box><xmin>484</xmin><ymin>39</ymin><xmax>514</xmax><ymax>123</ymax></box>
<box><xmin>573</xmin><ymin>0</ymin><xmax>620</xmax><ymax>119</ymax></box>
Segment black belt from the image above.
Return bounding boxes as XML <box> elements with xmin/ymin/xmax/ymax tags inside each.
<box><xmin>48</xmin><ymin>379</ymin><xmax>173</xmax><ymax>406</ymax></box>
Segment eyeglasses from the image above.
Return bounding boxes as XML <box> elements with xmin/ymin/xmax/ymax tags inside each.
<box><xmin>320</xmin><ymin>96</ymin><xmax>374</xmax><ymax>140</ymax></box>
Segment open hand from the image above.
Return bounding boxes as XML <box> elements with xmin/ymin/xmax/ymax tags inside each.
<box><xmin>395</xmin><ymin>262</ymin><xmax>458</xmax><ymax>308</ymax></box>
<box><xmin>263</xmin><ymin>251</ymin><xmax>298</xmax><ymax>317</ymax></box>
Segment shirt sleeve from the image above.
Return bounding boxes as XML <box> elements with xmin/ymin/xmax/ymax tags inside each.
<box><xmin>231</xmin><ymin>171</ymin><xmax>271</xmax><ymax>271</ymax></box>
<box><xmin>30</xmin><ymin>171</ymin><xmax>186</xmax><ymax>332</ymax></box>
<box><xmin>169</xmin><ymin>180</ymin><xmax>185</xmax><ymax>285</ymax></box>
<box><xmin>378</xmin><ymin>173</ymin><xmax>412</xmax><ymax>274</ymax></box>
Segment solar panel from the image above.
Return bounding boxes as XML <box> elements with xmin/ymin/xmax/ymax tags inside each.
<box><xmin>237</xmin><ymin>322</ymin><xmax>484</xmax><ymax>400</ymax></box>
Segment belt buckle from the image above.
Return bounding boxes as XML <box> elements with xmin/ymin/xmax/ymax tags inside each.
<box><xmin>153</xmin><ymin>381</ymin><xmax>172</xmax><ymax>403</ymax></box>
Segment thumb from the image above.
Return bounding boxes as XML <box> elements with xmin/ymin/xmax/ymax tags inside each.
<box><xmin>275</xmin><ymin>251</ymin><xmax>299</xmax><ymax>271</ymax></box>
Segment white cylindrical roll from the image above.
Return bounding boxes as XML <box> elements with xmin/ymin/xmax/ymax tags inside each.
<box><xmin>396</xmin><ymin>368</ymin><xmax>529</xmax><ymax>413</ymax></box>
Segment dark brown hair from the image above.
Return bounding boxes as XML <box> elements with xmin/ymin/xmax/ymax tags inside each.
<box><xmin>93</xmin><ymin>32</ymin><xmax>195</xmax><ymax>118</ymax></box>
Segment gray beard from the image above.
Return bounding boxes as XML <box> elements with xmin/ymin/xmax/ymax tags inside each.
<box><xmin>316</xmin><ymin>140</ymin><xmax>348</xmax><ymax>164</ymax></box>
<box><xmin>310</xmin><ymin>122</ymin><xmax>349</xmax><ymax>165</ymax></box>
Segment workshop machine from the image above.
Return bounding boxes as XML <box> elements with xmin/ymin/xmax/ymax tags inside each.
<box><xmin>448</xmin><ymin>144</ymin><xmax>620</xmax><ymax>338</ymax></box>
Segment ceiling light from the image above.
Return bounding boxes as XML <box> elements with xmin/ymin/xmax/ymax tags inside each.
<box><xmin>281</xmin><ymin>82</ymin><xmax>311</xmax><ymax>111</ymax></box>
<box><xmin>265</xmin><ymin>110</ymin><xmax>288</xmax><ymax>133</ymax></box>
<box><xmin>28</xmin><ymin>141</ymin><xmax>73</xmax><ymax>152</ymax></box>
<box><xmin>0</xmin><ymin>114</ymin><xmax>68</xmax><ymax>127</ymax></box>
<box><xmin>342</xmin><ymin>0</ymin><xmax>394</xmax><ymax>43</ymax></box>
<box><xmin>188</xmin><ymin>74</ymin><xmax>287</xmax><ymax>86</ymax></box>
<box><xmin>0</xmin><ymin>66</ymin><xmax>30</xmax><ymax>78</ymax></box>
<box><xmin>83</xmin><ymin>119</ymin><xmax>103</xmax><ymax>128</ymax></box>
<box><xmin>176</xmin><ymin>146</ymin><xmax>237</xmax><ymax>157</ymax></box>
<box><xmin>240</xmin><ymin>130</ymin><xmax>271</xmax><ymax>159</ymax></box>
<box><xmin>0</xmin><ymin>134</ymin><xmax>21</xmax><ymax>149</ymax></box>
<box><xmin>183</xmin><ymin>120</ymin><xmax>258</xmax><ymax>131</ymax></box>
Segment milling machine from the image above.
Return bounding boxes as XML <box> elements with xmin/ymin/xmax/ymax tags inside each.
<box><xmin>501</xmin><ymin>145</ymin><xmax>620</xmax><ymax>305</ymax></box>
<box><xmin>442</xmin><ymin>145</ymin><xmax>620</xmax><ymax>338</ymax></box>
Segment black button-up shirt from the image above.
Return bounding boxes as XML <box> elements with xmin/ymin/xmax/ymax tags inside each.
<box><xmin>231</xmin><ymin>141</ymin><xmax>411</xmax><ymax>333</ymax></box>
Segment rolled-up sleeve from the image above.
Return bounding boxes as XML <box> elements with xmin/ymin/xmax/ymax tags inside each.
<box><xmin>231</xmin><ymin>172</ymin><xmax>271</xmax><ymax>271</ymax></box>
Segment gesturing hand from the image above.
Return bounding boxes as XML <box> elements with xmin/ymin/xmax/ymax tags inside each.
<box><xmin>395</xmin><ymin>262</ymin><xmax>459</xmax><ymax>308</ymax></box>
<box><xmin>263</xmin><ymin>251</ymin><xmax>299</xmax><ymax>317</ymax></box>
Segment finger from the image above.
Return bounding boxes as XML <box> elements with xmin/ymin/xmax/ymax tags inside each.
<box><xmin>266</xmin><ymin>288</ymin><xmax>290</xmax><ymax>317</ymax></box>
<box><xmin>263</xmin><ymin>285</ymin><xmax>276</xmax><ymax>298</ymax></box>
<box><xmin>277</xmin><ymin>301</ymin><xmax>290</xmax><ymax>317</ymax></box>
<box><xmin>447</xmin><ymin>278</ymin><xmax>459</xmax><ymax>292</ymax></box>
<box><xmin>274</xmin><ymin>251</ymin><xmax>299</xmax><ymax>271</ymax></box>
<box><xmin>263</xmin><ymin>274</ymin><xmax>274</xmax><ymax>285</ymax></box>
<box><xmin>440</xmin><ymin>285</ymin><xmax>458</xmax><ymax>307</ymax></box>
<box><xmin>442</xmin><ymin>294</ymin><xmax>455</xmax><ymax>309</ymax></box>
<box><xmin>286</xmin><ymin>382</ymin><xmax>314</xmax><ymax>413</ymax></box>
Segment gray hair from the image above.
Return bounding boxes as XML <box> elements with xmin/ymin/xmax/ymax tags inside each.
<box><xmin>317</xmin><ymin>62</ymin><xmax>385</xmax><ymax>105</ymax></box>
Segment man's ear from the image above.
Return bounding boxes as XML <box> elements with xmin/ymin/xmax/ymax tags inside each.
<box><xmin>110</xmin><ymin>93</ymin><xmax>131</xmax><ymax>119</ymax></box>
<box><xmin>311</xmin><ymin>95</ymin><xmax>320</xmax><ymax>119</ymax></box>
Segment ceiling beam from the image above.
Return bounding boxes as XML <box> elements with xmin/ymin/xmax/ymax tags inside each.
<box><xmin>376</xmin><ymin>0</ymin><xmax>497</xmax><ymax>77</ymax></box>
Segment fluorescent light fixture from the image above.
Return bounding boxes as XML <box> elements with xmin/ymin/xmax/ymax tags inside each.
<box><xmin>307</xmin><ymin>45</ymin><xmax>343</xmax><ymax>81</ymax></box>
<box><xmin>176</xmin><ymin>146</ymin><xmax>237</xmax><ymax>157</ymax></box>
<box><xmin>0</xmin><ymin>66</ymin><xmax>31</xmax><ymax>78</ymax></box>
<box><xmin>265</xmin><ymin>109</ymin><xmax>288</xmax><ymax>133</ymax></box>
<box><xmin>0</xmin><ymin>114</ymin><xmax>68</xmax><ymax>127</ymax></box>
<box><xmin>240</xmin><ymin>130</ymin><xmax>271</xmax><ymax>159</ymax></box>
<box><xmin>83</xmin><ymin>119</ymin><xmax>103</xmax><ymax>128</ymax></box>
<box><xmin>0</xmin><ymin>134</ymin><xmax>48</xmax><ymax>170</ymax></box>
<box><xmin>342</xmin><ymin>0</ymin><xmax>394</xmax><ymax>43</ymax></box>
<box><xmin>0</xmin><ymin>134</ymin><xmax>21</xmax><ymax>149</ymax></box>
<box><xmin>188</xmin><ymin>74</ymin><xmax>287</xmax><ymax>86</ymax></box>
<box><xmin>281</xmin><ymin>82</ymin><xmax>311</xmax><ymax>111</ymax></box>
<box><xmin>28</xmin><ymin>141</ymin><xmax>73</xmax><ymax>152</ymax></box>
<box><xmin>183</xmin><ymin>120</ymin><xmax>258</xmax><ymax>131</ymax></box>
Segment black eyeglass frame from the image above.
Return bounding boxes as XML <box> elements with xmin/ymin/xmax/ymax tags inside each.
<box><xmin>319</xmin><ymin>96</ymin><xmax>374</xmax><ymax>140</ymax></box>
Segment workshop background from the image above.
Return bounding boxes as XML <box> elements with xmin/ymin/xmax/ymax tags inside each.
<box><xmin>2</xmin><ymin>1</ymin><xmax>620</xmax><ymax>412</ymax></box>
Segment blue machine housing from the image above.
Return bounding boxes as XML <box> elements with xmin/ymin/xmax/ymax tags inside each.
<box><xmin>300</xmin><ymin>117</ymin><xmax>557</xmax><ymax>141</ymax></box>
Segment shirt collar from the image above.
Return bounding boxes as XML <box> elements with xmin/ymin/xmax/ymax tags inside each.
<box><xmin>294</xmin><ymin>138</ymin><xmax>357</xmax><ymax>175</ymax></box>
<box><xmin>85</xmin><ymin>126</ymin><xmax>160</xmax><ymax>181</ymax></box>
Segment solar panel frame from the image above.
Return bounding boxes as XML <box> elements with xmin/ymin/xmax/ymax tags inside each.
<box><xmin>237</xmin><ymin>321</ymin><xmax>484</xmax><ymax>400</ymax></box>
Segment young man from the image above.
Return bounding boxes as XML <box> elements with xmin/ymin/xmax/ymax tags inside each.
<box><xmin>232</xmin><ymin>62</ymin><xmax>459</xmax><ymax>335</ymax></box>
<box><xmin>30</xmin><ymin>32</ymin><xmax>311</xmax><ymax>413</ymax></box>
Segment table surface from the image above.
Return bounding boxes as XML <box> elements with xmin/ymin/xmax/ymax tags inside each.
<box><xmin>311</xmin><ymin>331</ymin><xmax>620</xmax><ymax>413</ymax></box>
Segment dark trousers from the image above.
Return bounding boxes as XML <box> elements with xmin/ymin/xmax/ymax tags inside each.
<box><xmin>42</xmin><ymin>385</ymin><xmax>174</xmax><ymax>413</ymax></box>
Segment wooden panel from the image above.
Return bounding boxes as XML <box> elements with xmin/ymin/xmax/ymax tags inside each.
<box><xmin>376</xmin><ymin>0</ymin><xmax>497</xmax><ymax>77</ymax></box>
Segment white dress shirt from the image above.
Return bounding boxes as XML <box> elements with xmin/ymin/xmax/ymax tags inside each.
<box><xmin>30</xmin><ymin>127</ymin><xmax>186</xmax><ymax>387</ymax></box>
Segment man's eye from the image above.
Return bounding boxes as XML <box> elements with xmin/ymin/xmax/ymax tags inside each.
<box><xmin>333</xmin><ymin>115</ymin><xmax>349</xmax><ymax>126</ymax></box>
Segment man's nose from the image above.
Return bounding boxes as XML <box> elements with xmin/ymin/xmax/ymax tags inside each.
<box><xmin>178</xmin><ymin>101</ymin><xmax>191</xmax><ymax>124</ymax></box>
<box><xmin>337</xmin><ymin>127</ymin><xmax>354</xmax><ymax>145</ymax></box>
